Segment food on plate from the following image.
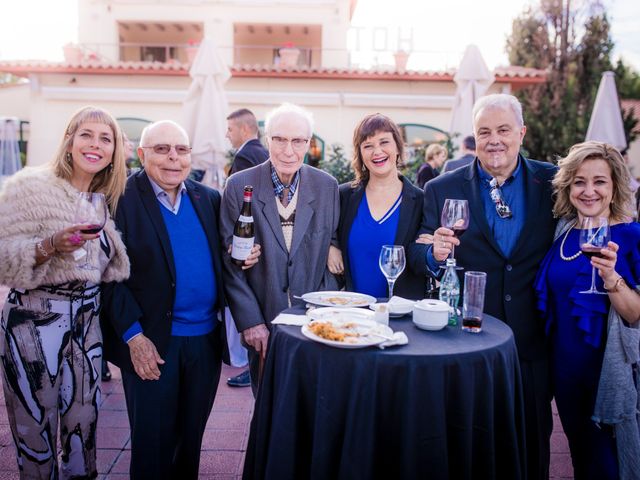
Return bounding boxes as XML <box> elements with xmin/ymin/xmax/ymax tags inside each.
<box><xmin>322</xmin><ymin>296</ymin><xmax>368</xmax><ymax>306</ymax></box>
<box><xmin>308</xmin><ymin>321</ymin><xmax>359</xmax><ymax>342</ymax></box>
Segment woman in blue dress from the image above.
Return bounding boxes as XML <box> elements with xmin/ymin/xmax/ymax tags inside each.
<box><xmin>535</xmin><ymin>141</ymin><xmax>640</xmax><ymax>479</ymax></box>
<box><xmin>327</xmin><ymin>113</ymin><xmax>428</xmax><ymax>299</ymax></box>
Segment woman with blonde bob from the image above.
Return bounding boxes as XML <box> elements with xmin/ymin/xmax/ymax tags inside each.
<box><xmin>535</xmin><ymin>141</ymin><xmax>640</xmax><ymax>479</ymax></box>
<box><xmin>0</xmin><ymin>106</ymin><xmax>130</xmax><ymax>478</ymax></box>
<box><xmin>416</xmin><ymin>143</ymin><xmax>448</xmax><ymax>188</ymax></box>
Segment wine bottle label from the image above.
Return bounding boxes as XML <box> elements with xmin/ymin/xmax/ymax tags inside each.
<box><xmin>238</xmin><ymin>215</ymin><xmax>253</xmax><ymax>223</ymax></box>
<box><xmin>231</xmin><ymin>235</ymin><xmax>255</xmax><ymax>260</ymax></box>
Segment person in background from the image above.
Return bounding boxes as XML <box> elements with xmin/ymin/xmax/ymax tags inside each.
<box><xmin>226</xmin><ymin>108</ymin><xmax>269</xmax><ymax>175</ymax></box>
<box><xmin>0</xmin><ymin>105</ymin><xmax>130</xmax><ymax>478</ymax></box>
<box><xmin>224</xmin><ymin>108</ymin><xmax>270</xmax><ymax>388</ymax></box>
<box><xmin>535</xmin><ymin>141</ymin><xmax>640</xmax><ymax>479</ymax></box>
<box><xmin>416</xmin><ymin>143</ymin><xmax>448</xmax><ymax>189</ymax></box>
<box><xmin>423</xmin><ymin>94</ymin><xmax>557</xmax><ymax>479</ymax></box>
<box><xmin>327</xmin><ymin>113</ymin><xmax>428</xmax><ymax>299</ymax></box>
<box><xmin>220</xmin><ymin>103</ymin><xmax>339</xmax><ymax>395</ymax></box>
<box><xmin>443</xmin><ymin>134</ymin><xmax>476</xmax><ymax>172</ymax></box>
<box><xmin>101</xmin><ymin>120</ymin><xmax>260</xmax><ymax>479</ymax></box>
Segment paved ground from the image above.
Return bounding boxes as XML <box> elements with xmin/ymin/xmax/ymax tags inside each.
<box><xmin>0</xmin><ymin>286</ymin><xmax>573</xmax><ymax>479</ymax></box>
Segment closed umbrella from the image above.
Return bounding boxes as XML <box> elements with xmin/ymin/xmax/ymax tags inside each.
<box><xmin>181</xmin><ymin>37</ymin><xmax>230</xmax><ymax>189</ymax></box>
<box><xmin>586</xmin><ymin>71</ymin><xmax>627</xmax><ymax>151</ymax></box>
<box><xmin>0</xmin><ymin>117</ymin><xmax>22</xmax><ymax>185</ymax></box>
<box><xmin>449</xmin><ymin>45</ymin><xmax>494</xmax><ymax>149</ymax></box>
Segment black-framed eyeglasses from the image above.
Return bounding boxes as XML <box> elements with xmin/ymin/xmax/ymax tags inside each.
<box><xmin>489</xmin><ymin>178</ymin><xmax>513</xmax><ymax>219</ymax></box>
<box><xmin>270</xmin><ymin>136</ymin><xmax>309</xmax><ymax>150</ymax></box>
<box><xmin>141</xmin><ymin>144</ymin><xmax>192</xmax><ymax>155</ymax></box>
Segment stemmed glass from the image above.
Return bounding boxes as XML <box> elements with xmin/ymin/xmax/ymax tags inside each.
<box><xmin>73</xmin><ymin>192</ymin><xmax>108</xmax><ymax>270</ymax></box>
<box><xmin>578</xmin><ymin>216</ymin><xmax>610</xmax><ymax>295</ymax></box>
<box><xmin>379</xmin><ymin>245</ymin><xmax>406</xmax><ymax>300</ymax></box>
<box><xmin>440</xmin><ymin>199</ymin><xmax>469</xmax><ymax>265</ymax></box>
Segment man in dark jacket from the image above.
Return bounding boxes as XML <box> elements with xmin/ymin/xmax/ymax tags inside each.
<box><xmin>422</xmin><ymin>94</ymin><xmax>557</xmax><ymax>480</ymax></box>
<box><xmin>226</xmin><ymin>108</ymin><xmax>269</xmax><ymax>175</ymax></box>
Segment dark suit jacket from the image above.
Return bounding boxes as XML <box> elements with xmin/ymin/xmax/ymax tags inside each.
<box><xmin>421</xmin><ymin>157</ymin><xmax>557</xmax><ymax>360</ymax></box>
<box><xmin>101</xmin><ymin>170</ymin><xmax>228</xmax><ymax>372</ymax></box>
<box><xmin>229</xmin><ymin>139</ymin><xmax>269</xmax><ymax>175</ymax></box>
<box><xmin>443</xmin><ymin>153</ymin><xmax>475</xmax><ymax>173</ymax></box>
<box><xmin>338</xmin><ymin>176</ymin><xmax>428</xmax><ymax>299</ymax></box>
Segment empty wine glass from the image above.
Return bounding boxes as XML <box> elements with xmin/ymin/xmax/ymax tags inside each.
<box><xmin>578</xmin><ymin>216</ymin><xmax>610</xmax><ymax>295</ymax></box>
<box><xmin>440</xmin><ymin>199</ymin><xmax>469</xmax><ymax>264</ymax></box>
<box><xmin>73</xmin><ymin>192</ymin><xmax>108</xmax><ymax>270</ymax></box>
<box><xmin>379</xmin><ymin>245</ymin><xmax>406</xmax><ymax>300</ymax></box>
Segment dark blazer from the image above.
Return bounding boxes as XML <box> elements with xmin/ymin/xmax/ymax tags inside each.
<box><xmin>221</xmin><ymin>161</ymin><xmax>340</xmax><ymax>331</ymax></box>
<box><xmin>443</xmin><ymin>153</ymin><xmax>475</xmax><ymax>173</ymax></box>
<box><xmin>338</xmin><ymin>175</ymin><xmax>428</xmax><ymax>300</ymax></box>
<box><xmin>101</xmin><ymin>170</ymin><xmax>228</xmax><ymax>371</ymax></box>
<box><xmin>421</xmin><ymin>157</ymin><xmax>557</xmax><ymax>361</ymax></box>
<box><xmin>229</xmin><ymin>138</ymin><xmax>269</xmax><ymax>175</ymax></box>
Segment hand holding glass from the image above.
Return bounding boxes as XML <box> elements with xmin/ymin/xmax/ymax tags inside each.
<box><xmin>73</xmin><ymin>192</ymin><xmax>108</xmax><ymax>269</ymax></box>
<box><xmin>440</xmin><ymin>199</ymin><xmax>469</xmax><ymax>262</ymax></box>
<box><xmin>579</xmin><ymin>216</ymin><xmax>610</xmax><ymax>295</ymax></box>
<box><xmin>379</xmin><ymin>245</ymin><xmax>406</xmax><ymax>300</ymax></box>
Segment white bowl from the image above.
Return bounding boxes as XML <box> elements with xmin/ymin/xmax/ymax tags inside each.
<box><xmin>412</xmin><ymin>299</ymin><xmax>449</xmax><ymax>331</ymax></box>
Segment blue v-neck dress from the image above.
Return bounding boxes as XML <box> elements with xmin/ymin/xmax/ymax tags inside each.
<box><xmin>347</xmin><ymin>192</ymin><xmax>402</xmax><ymax>297</ymax></box>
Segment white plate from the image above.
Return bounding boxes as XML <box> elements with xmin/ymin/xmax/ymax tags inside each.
<box><xmin>308</xmin><ymin>307</ymin><xmax>375</xmax><ymax>322</ymax></box>
<box><xmin>301</xmin><ymin>318</ymin><xmax>392</xmax><ymax>349</ymax></box>
<box><xmin>369</xmin><ymin>302</ymin><xmax>412</xmax><ymax>318</ymax></box>
<box><xmin>301</xmin><ymin>291</ymin><xmax>377</xmax><ymax>308</ymax></box>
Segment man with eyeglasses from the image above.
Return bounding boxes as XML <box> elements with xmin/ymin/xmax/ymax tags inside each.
<box><xmin>420</xmin><ymin>94</ymin><xmax>558</xmax><ymax>480</ymax></box>
<box><xmin>220</xmin><ymin>103</ymin><xmax>339</xmax><ymax>394</ymax></box>
<box><xmin>101</xmin><ymin>120</ymin><xmax>259</xmax><ymax>479</ymax></box>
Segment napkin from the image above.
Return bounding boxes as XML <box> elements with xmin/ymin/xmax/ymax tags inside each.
<box><xmin>272</xmin><ymin>313</ymin><xmax>309</xmax><ymax>326</ymax></box>
<box><xmin>377</xmin><ymin>331</ymin><xmax>409</xmax><ymax>349</ymax></box>
<box><xmin>388</xmin><ymin>296</ymin><xmax>416</xmax><ymax>308</ymax></box>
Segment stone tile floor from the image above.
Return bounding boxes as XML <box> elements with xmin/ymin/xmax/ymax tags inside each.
<box><xmin>0</xmin><ymin>286</ymin><xmax>573</xmax><ymax>479</ymax></box>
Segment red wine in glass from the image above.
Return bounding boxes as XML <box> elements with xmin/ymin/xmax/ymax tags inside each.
<box><xmin>453</xmin><ymin>227</ymin><xmax>467</xmax><ymax>238</ymax></box>
<box><xmin>462</xmin><ymin>315</ymin><xmax>482</xmax><ymax>331</ymax></box>
<box><xmin>580</xmin><ymin>244</ymin><xmax>604</xmax><ymax>260</ymax></box>
<box><xmin>81</xmin><ymin>224</ymin><xmax>104</xmax><ymax>235</ymax></box>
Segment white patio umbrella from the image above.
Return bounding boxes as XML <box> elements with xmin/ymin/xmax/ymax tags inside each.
<box><xmin>0</xmin><ymin>117</ymin><xmax>23</xmax><ymax>185</ymax></box>
<box><xmin>586</xmin><ymin>71</ymin><xmax>627</xmax><ymax>151</ymax></box>
<box><xmin>449</xmin><ymin>45</ymin><xmax>495</xmax><ymax>149</ymax></box>
<box><xmin>181</xmin><ymin>37</ymin><xmax>231</xmax><ymax>189</ymax></box>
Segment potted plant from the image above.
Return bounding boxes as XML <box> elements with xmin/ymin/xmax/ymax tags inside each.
<box><xmin>185</xmin><ymin>39</ymin><xmax>200</xmax><ymax>63</ymax></box>
<box><xmin>278</xmin><ymin>42</ymin><xmax>300</xmax><ymax>68</ymax></box>
<box><xmin>394</xmin><ymin>50</ymin><xmax>410</xmax><ymax>72</ymax></box>
<box><xmin>63</xmin><ymin>43</ymin><xmax>83</xmax><ymax>63</ymax></box>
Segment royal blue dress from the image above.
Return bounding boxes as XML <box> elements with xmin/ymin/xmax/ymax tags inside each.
<box><xmin>347</xmin><ymin>192</ymin><xmax>402</xmax><ymax>297</ymax></box>
<box><xmin>535</xmin><ymin>222</ymin><xmax>640</xmax><ymax>480</ymax></box>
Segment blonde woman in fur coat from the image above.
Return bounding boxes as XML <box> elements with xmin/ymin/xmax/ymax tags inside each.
<box><xmin>0</xmin><ymin>106</ymin><xmax>130</xmax><ymax>479</ymax></box>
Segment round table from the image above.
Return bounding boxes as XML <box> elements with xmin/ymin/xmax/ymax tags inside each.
<box><xmin>243</xmin><ymin>310</ymin><xmax>526</xmax><ymax>480</ymax></box>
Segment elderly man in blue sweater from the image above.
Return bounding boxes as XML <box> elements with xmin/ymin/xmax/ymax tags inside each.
<box><xmin>102</xmin><ymin>120</ymin><xmax>259</xmax><ymax>480</ymax></box>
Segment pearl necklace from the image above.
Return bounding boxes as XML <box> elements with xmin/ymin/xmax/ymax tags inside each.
<box><xmin>559</xmin><ymin>222</ymin><xmax>582</xmax><ymax>261</ymax></box>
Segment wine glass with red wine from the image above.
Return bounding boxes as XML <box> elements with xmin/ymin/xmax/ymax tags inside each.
<box><xmin>440</xmin><ymin>199</ymin><xmax>469</xmax><ymax>265</ymax></box>
<box><xmin>578</xmin><ymin>216</ymin><xmax>610</xmax><ymax>294</ymax></box>
<box><xmin>73</xmin><ymin>192</ymin><xmax>108</xmax><ymax>270</ymax></box>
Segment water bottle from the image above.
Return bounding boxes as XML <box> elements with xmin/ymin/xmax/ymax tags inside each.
<box><xmin>439</xmin><ymin>258</ymin><xmax>460</xmax><ymax>326</ymax></box>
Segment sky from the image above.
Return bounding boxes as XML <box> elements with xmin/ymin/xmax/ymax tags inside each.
<box><xmin>0</xmin><ymin>0</ymin><xmax>638</xmax><ymax>71</ymax></box>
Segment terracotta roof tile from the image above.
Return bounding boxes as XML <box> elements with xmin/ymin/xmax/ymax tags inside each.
<box><xmin>0</xmin><ymin>60</ymin><xmax>546</xmax><ymax>84</ymax></box>
<box><xmin>621</xmin><ymin>99</ymin><xmax>640</xmax><ymax>133</ymax></box>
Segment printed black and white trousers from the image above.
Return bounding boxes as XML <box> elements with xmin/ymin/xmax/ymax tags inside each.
<box><xmin>0</xmin><ymin>283</ymin><xmax>102</xmax><ymax>479</ymax></box>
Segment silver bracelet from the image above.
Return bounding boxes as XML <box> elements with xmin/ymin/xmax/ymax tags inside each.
<box><xmin>36</xmin><ymin>240</ymin><xmax>50</xmax><ymax>258</ymax></box>
<box><xmin>48</xmin><ymin>235</ymin><xmax>58</xmax><ymax>254</ymax></box>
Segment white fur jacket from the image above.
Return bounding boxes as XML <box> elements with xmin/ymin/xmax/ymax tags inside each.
<box><xmin>0</xmin><ymin>167</ymin><xmax>130</xmax><ymax>289</ymax></box>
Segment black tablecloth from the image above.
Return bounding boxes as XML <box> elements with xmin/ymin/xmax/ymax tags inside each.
<box><xmin>243</xmin><ymin>309</ymin><xmax>526</xmax><ymax>480</ymax></box>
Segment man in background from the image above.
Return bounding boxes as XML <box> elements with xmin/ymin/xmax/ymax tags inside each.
<box><xmin>443</xmin><ymin>134</ymin><xmax>475</xmax><ymax>172</ymax></box>
<box><xmin>226</xmin><ymin>108</ymin><xmax>269</xmax><ymax>175</ymax></box>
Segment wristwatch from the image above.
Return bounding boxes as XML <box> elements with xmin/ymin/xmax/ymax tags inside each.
<box><xmin>604</xmin><ymin>276</ymin><xmax>625</xmax><ymax>293</ymax></box>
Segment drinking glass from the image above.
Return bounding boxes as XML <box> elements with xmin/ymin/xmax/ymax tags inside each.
<box><xmin>73</xmin><ymin>192</ymin><xmax>108</xmax><ymax>270</ymax></box>
<box><xmin>578</xmin><ymin>216</ymin><xmax>610</xmax><ymax>294</ymax></box>
<box><xmin>379</xmin><ymin>245</ymin><xmax>406</xmax><ymax>300</ymax></box>
<box><xmin>462</xmin><ymin>271</ymin><xmax>487</xmax><ymax>333</ymax></box>
<box><xmin>440</xmin><ymin>199</ymin><xmax>469</xmax><ymax>263</ymax></box>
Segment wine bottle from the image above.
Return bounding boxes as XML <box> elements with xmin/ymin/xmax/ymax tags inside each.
<box><xmin>231</xmin><ymin>186</ymin><xmax>255</xmax><ymax>266</ymax></box>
